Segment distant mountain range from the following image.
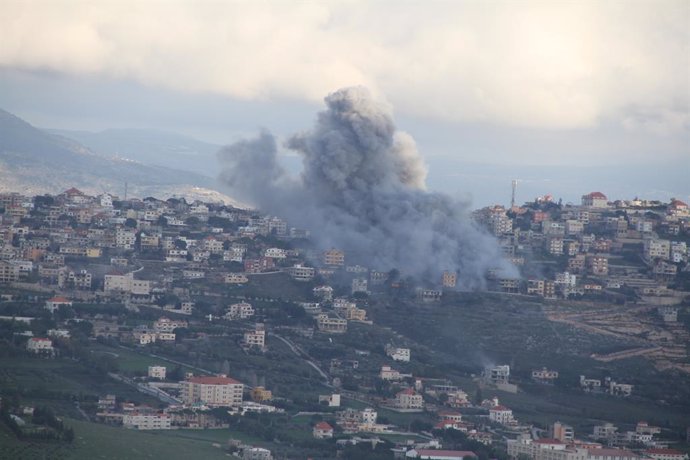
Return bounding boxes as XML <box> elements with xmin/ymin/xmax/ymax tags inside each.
<box><xmin>0</xmin><ymin>109</ymin><xmax>237</xmax><ymax>204</ymax></box>
<box><xmin>47</xmin><ymin>128</ymin><xmax>221</xmax><ymax>177</ymax></box>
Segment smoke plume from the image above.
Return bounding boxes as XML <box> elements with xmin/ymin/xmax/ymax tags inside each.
<box><xmin>219</xmin><ymin>87</ymin><xmax>516</xmax><ymax>288</ymax></box>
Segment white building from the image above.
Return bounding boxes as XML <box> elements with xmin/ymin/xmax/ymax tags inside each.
<box><xmin>225</xmin><ymin>302</ymin><xmax>255</xmax><ymax>320</ymax></box>
<box><xmin>582</xmin><ymin>192</ymin><xmax>608</xmax><ymax>208</ymax></box>
<box><xmin>395</xmin><ymin>388</ymin><xmax>424</xmax><ymax>410</ymax></box>
<box><xmin>153</xmin><ymin>317</ymin><xmax>188</xmax><ymax>333</ymax></box>
<box><xmin>148</xmin><ymin>366</ymin><xmax>167</xmax><ymax>380</ymax></box>
<box><xmin>123</xmin><ymin>412</ymin><xmax>171</xmax><ymax>430</ymax></box>
<box><xmin>104</xmin><ymin>271</ymin><xmax>150</xmax><ymax>295</ymax></box>
<box><xmin>507</xmin><ymin>436</ymin><xmax>587</xmax><ymax>460</ymax></box>
<box><xmin>351</xmin><ymin>278</ymin><xmax>369</xmax><ymax>294</ymax></box>
<box><xmin>242</xmin><ymin>447</ymin><xmax>273</xmax><ymax>460</ymax></box>
<box><xmin>489</xmin><ymin>405</ymin><xmax>515</xmax><ymax>425</ymax></box>
<box><xmin>225</xmin><ymin>273</ymin><xmax>249</xmax><ymax>284</ymax></box>
<box><xmin>386</xmin><ymin>345</ymin><xmax>411</xmax><ymax>362</ymax></box>
<box><xmin>243</xmin><ymin>324</ymin><xmax>266</xmax><ymax>349</ymax></box>
<box><xmin>286</xmin><ymin>264</ymin><xmax>315</xmax><ymax>281</ymax></box>
<box><xmin>644</xmin><ymin>239</ymin><xmax>671</xmax><ymax>260</ymax></box>
<box><xmin>316</xmin><ymin>314</ymin><xmax>347</xmax><ymax>333</ymax></box>
<box><xmin>45</xmin><ymin>296</ymin><xmax>72</xmax><ymax>313</ymax></box>
<box><xmin>26</xmin><ymin>337</ymin><xmax>54</xmax><ymax>355</ymax></box>
<box><xmin>264</xmin><ymin>248</ymin><xmax>287</xmax><ymax>259</ymax></box>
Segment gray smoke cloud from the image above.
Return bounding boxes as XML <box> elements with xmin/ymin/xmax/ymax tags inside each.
<box><xmin>219</xmin><ymin>87</ymin><xmax>517</xmax><ymax>288</ymax></box>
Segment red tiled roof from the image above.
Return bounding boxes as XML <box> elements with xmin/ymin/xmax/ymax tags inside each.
<box><xmin>587</xmin><ymin>448</ymin><xmax>638</xmax><ymax>458</ymax></box>
<box><xmin>186</xmin><ymin>376</ymin><xmax>241</xmax><ymax>385</ymax></box>
<box><xmin>30</xmin><ymin>337</ymin><xmax>52</xmax><ymax>342</ymax></box>
<box><xmin>314</xmin><ymin>421</ymin><xmax>333</xmax><ymax>430</ymax></box>
<box><xmin>415</xmin><ymin>450</ymin><xmax>477</xmax><ymax>458</ymax></box>
<box><xmin>586</xmin><ymin>192</ymin><xmax>607</xmax><ymax>199</ymax></box>
<box><xmin>398</xmin><ymin>388</ymin><xmax>416</xmax><ymax>395</ymax></box>
<box><xmin>47</xmin><ymin>296</ymin><xmax>70</xmax><ymax>303</ymax></box>
<box><xmin>490</xmin><ymin>405</ymin><xmax>511</xmax><ymax>411</ymax></box>
<box><xmin>645</xmin><ymin>449</ymin><xmax>683</xmax><ymax>455</ymax></box>
<box><xmin>670</xmin><ymin>199</ymin><xmax>688</xmax><ymax>208</ymax></box>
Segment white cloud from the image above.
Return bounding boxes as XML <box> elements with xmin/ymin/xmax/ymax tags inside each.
<box><xmin>0</xmin><ymin>0</ymin><xmax>688</xmax><ymax>131</ymax></box>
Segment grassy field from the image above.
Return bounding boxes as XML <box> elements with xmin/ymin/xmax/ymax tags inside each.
<box><xmin>88</xmin><ymin>342</ymin><xmax>197</xmax><ymax>375</ymax></box>
<box><xmin>72</xmin><ymin>419</ymin><xmax>233</xmax><ymax>460</ymax></box>
<box><xmin>0</xmin><ymin>354</ymin><xmax>162</xmax><ymax>406</ymax></box>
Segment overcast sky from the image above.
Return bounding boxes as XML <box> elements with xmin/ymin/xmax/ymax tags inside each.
<box><xmin>0</xmin><ymin>0</ymin><xmax>688</xmax><ymax>205</ymax></box>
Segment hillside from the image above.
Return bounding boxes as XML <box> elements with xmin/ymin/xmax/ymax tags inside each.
<box><xmin>0</xmin><ymin>109</ymin><xmax>236</xmax><ymax>203</ymax></box>
<box><xmin>47</xmin><ymin>128</ymin><xmax>221</xmax><ymax>177</ymax></box>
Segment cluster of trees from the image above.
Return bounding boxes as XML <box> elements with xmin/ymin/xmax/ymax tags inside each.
<box><xmin>0</xmin><ymin>403</ymin><xmax>74</xmax><ymax>443</ymax></box>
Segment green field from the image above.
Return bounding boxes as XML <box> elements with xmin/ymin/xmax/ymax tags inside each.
<box><xmin>0</xmin><ymin>419</ymin><xmax>234</xmax><ymax>460</ymax></box>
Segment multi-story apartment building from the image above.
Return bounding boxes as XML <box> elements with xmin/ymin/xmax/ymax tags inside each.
<box><xmin>644</xmin><ymin>239</ymin><xmax>670</xmax><ymax>260</ymax></box>
<box><xmin>317</xmin><ymin>314</ymin><xmax>348</xmax><ymax>333</ymax></box>
<box><xmin>182</xmin><ymin>375</ymin><xmax>244</xmax><ymax>408</ymax></box>
<box><xmin>123</xmin><ymin>412</ymin><xmax>171</xmax><ymax>430</ymax></box>
<box><xmin>323</xmin><ymin>249</ymin><xmax>345</xmax><ymax>266</ymax></box>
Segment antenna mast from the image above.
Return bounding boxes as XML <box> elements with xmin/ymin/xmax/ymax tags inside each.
<box><xmin>511</xmin><ymin>179</ymin><xmax>517</xmax><ymax>208</ymax></box>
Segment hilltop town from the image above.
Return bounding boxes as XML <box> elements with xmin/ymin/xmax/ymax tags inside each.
<box><xmin>0</xmin><ymin>187</ymin><xmax>688</xmax><ymax>460</ymax></box>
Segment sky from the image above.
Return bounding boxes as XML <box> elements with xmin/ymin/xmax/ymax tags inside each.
<box><xmin>0</xmin><ymin>0</ymin><xmax>688</xmax><ymax>207</ymax></box>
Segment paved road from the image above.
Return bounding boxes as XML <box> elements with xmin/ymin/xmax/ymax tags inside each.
<box><xmin>269</xmin><ymin>332</ymin><xmax>331</xmax><ymax>385</ymax></box>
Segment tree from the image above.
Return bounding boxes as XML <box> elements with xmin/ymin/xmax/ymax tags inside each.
<box><xmin>125</xmin><ymin>218</ymin><xmax>138</xmax><ymax>228</ymax></box>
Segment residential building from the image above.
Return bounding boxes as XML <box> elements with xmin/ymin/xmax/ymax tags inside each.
<box><xmin>318</xmin><ymin>394</ymin><xmax>341</xmax><ymax>407</ymax></box>
<box><xmin>644</xmin><ymin>239</ymin><xmax>671</xmax><ymax>260</ymax></box>
<box><xmin>395</xmin><ymin>388</ymin><xmax>424</xmax><ymax>410</ymax></box>
<box><xmin>264</xmin><ymin>248</ymin><xmax>287</xmax><ymax>259</ymax></box>
<box><xmin>286</xmin><ymin>264</ymin><xmax>315</xmax><ymax>281</ymax></box>
<box><xmin>0</xmin><ymin>260</ymin><xmax>19</xmax><ymax>283</ymax></box>
<box><xmin>406</xmin><ymin>449</ymin><xmax>477</xmax><ymax>460</ymax></box>
<box><xmin>552</xmin><ymin>421</ymin><xmax>575</xmax><ymax>442</ymax></box>
<box><xmin>587</xmin><ymin>449</ymin><xmax>639</xmax><ymax>460</ymax></box>
<box><xmin>323</xmin><ymin>249</ymin><xmax>345</xmax><ymax>266</ymax></box>
<box><xmin>532</xmin><ymin>368</ymin><xmax>559</xmax><ymax>382</ymax></box>
<box><xmin>243</xmin><ymin>324</ymin><xmax>266</xmax><ymax>348</ymax></box>
<box><xmin>507</xmin><ymin>437</ymin><xmax>587</xmax><ymax>460</ymax></box>
<box><xmin>582</xmin><ymin>192</ymin><xmax>608</xmax><ymax>208</ymax></box>
<box><xmin>442</xmin><ymin>271</ymin><xmax>458</xmax><ymax>288</ymax></box>
<box><xmin>242</xmin><ymin>447</ymin><xmax>273</xmax><ymax>460</ymax></box>
<box><xmin>593</xmin><ymin>423</ymin><xmax>618</xmax><ymax>441</ymax></box>
<box><xmin>182</xmin><ymin>375</ymin><xmax>244</xmax><ymax>407</ymax></box>
<box><xmin>225</xmin><ymin>302</ymin><xmax>255</xmax><ymax>320</ymax></box>
<box><xmin>148</xmin><ymin>366</ymin><xmax>166</xmax><ymax>380</ymax></box>
<box><xmin>644</xmin><ymin>449</ymin><xmax>688</xmax><ymax>460</ymax></box>
<box><xmin>351</xmin><ymin>277</ymin><xmax>368</xmax><ymax>294</ymax></box>
<box><xmin>250</xmin><ymin>387</ymin><xmax>273</xmax><ymax>402</ymax></box>
<box><xmin>26</xmin><ymin>337</ymin><xmax>54</xmax><ymax>355</ymax></box>
<box><xmin>484</xmin><ymin>365</ymin><xmax>510</xmax><ymax>385</ymax></box>
<box><xmin>317</xmin><ymin>314</ymin><xmax>347</xmax><ymax>333</ymax></box>
<box><xmin>153</xmin><ymin>317</ymin><xmax>188</xmax><ymax>333</ymax></box>
<box><xmin>489</xmin><ymin>405</ymin><xmax>514</xmax><ymax>425</ymax></box>
<box><xmin>225</xmin><ymin>273</ymin><xmax>249</xmax><ymax>284</ymax></box>
<box><xmin>123</xmin><ymin>412</ymin><xmax>171</xmax><ymax>430</ymax></box>
<box><xmin>380</xmin><ymin>366</ymin><xmax>403</xmax><ymax>381</ymax></box>
<box><xmin>386</xmin><ymin>345</ymin><xmax>411</xmax><ymax>362</ymax></box>
<box><xmin>588</xmin><ymin>256</ymin><xmax>609</xmax><ymax>276</ymax></box>
<box><xmin>313</xmin><ymin>285</ymin><xmax>334</xmax><ymax>301</ymax></box>
<box><xmin>313</xmin><ymin>421</ymin><xmax>334</xmax><ymax>439</ymax></box>
<box><xmin>45</xmin><ymin>296</ymin><xmax>72</xmax><ymax>313</ymax></box>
